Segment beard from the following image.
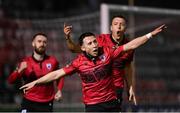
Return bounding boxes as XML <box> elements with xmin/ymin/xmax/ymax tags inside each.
<box><xmin>34</xmin><ymin>46</ymin><xmax>46</xmax><ymax>55</ymax></box>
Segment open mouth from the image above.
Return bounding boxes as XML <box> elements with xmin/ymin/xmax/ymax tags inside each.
<box><xmin>93</xmin><ymin>48</ymin><xmax>98</xmax><ymax>52</ymax></box>
<box><xmin>117</xmin><ymin>31</ymin><xmax>121</xmax><ymax>35</ymax></box>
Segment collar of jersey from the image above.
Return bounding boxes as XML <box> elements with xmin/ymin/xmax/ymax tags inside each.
<box><xmin>110</xmin><ymin>34</ymin><xmax>125</xmax><ymax>46</ymax></box>
<box><xmin>32</xmin><ymin>53</ymin><xmax>48</xmax><ymax>63</ymax></box>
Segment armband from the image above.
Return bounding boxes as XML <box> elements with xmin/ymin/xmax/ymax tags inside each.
<box><xmin>146</xmin><ymin>33</ymin><xmax>152</xmax><ymax>39</ymax></box>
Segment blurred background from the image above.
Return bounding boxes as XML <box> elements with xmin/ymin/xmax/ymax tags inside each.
<box><xmin>0</xmin><ymin>0</ymin><xmax>180</xmax><ymax>112</ymax></box>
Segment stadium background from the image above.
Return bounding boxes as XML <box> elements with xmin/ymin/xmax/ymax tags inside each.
<box><xmin>0</xmin><ymin>0</ymin><xmax>180</xmax><ymax>112</ymax></box>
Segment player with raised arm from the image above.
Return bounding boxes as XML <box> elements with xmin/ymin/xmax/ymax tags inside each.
<box><xmin>20</xmin><ymin>24</ymin><xmax>166</xmax><ymax>112</ymax></box>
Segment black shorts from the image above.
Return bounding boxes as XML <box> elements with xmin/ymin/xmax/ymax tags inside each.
<box><xmin>21</xmin><ymin>97</ymin><xmax>53</xmax><ymax>112</ymax></box>
<box><xmin>85</xmin><ymin>99</ymin><xmax>120</xmax><ymax>112</ymax></box>
<box><xmin>116</xmin><ymin>88</ymin><xmax>124</xmax><ymax>106</ymax></box>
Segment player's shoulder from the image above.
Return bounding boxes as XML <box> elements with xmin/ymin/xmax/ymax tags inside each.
<box><xmin>73</xmin><ymin>53</ymin><xmax>89</xmax><ymax>63</ymax></box>
<box><xmin>96</xmin><ymin>34</ymin><xmax>111</xmax><ymax>45</ymax></box>
<box><xmin>74</xmin><ymin>54</ymin><xmax>84</xmax><ymax>61</ymax></box>
<box><xmin>46</xmin><ymin>55</ymin><xmax>59</xmax><ymax>62</ymax></box>
<box><xmin>97</xmin><ymin>34</ymin><xmax>111</xmax><ymax>39</ymax></box>
<box><xmin>101</xmin><ymin>46</ymin><xmax>115</xmax><ymax>54</ymax></box>
<box><xmin>67</xmin><ymin>54</ymin><xmax>83</xmax><ymax>67</ymax></box>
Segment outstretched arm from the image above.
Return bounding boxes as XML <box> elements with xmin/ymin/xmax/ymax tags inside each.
<box><xmin>123</xmin><ymin>24</ymin><xmax>166</xmax><ymax>51</ymax></box>
<box><xmin>113</xmin><ymin>24</ymin><xmax>167</xmax><ymax>58</ymax></box>
<box><xmin>64</xmin><ymin>23</ymin><xmax>81</xmax><ymax>53</ymax></box>
<box><xmin>19</xmin><ymin>69</ymin><xmax>66</xmax><ymax>91</ymax></box>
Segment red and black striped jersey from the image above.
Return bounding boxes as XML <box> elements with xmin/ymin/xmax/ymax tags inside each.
<box><xmin>63</xmin><ymin>46</ymin><xmax>124</xmax><ymax>105</ymax></box>
<box><xmin>97</xmin><ymin>34</ymin><xmax>134</xmax><ymax>88</ymax></box>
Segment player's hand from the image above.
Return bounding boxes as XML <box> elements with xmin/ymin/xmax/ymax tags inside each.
<box><xmin>54</xmin><ymin>90</ymin><xmax>63</xmax><ymax>101</ymax></box>
<box><xmin>151</xmin><ymin>24</ymin><xmax>167</xmax><ymax>36</ymax></box>
<box><xmin>19</xmin><ymin>81</ymin><xmax>37</xmax><ymax>93</ymax></box>
<box><xmin>128</xmin><ymin>86</ymin><xmax>137</xmax><ymax>105</ymax></box>
<box><xmin>64</xmin><ymin>23</ymin><xmax>72</xmax><ymax>38</ymax></box>
<box><xmin>18</xmin><ymin>61</ymin><xmax>27</xmax><ymax>73</ymax></box>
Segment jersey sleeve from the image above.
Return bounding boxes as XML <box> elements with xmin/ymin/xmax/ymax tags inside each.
<box><xmin>112</xmin><ymin>45</ymin><xmax>124</xmax><ymax>59</ymax></box>
<box><xmin>63</xmin><ymin>63</ymin><xmax>77</xmax><ymax>75</ymax></box>
<box><xmin>96</xmin><ymin>34</ymin><xmax>104</xmax><ymax>47</ymax></box>
<box><xmin>53</xmin><ymin>57</ymin><xmax>65</xmax><ymax>90</ymax></box>
<box><xmin>57</xmin><ymin>77</ymin><xmax>64</xmax><ymax>90</ymax></box>
<box><xmin>62</xmin><ymin>57</ymin><xmax>79</xmax><ymax>75</ymax></box>
<box><xmin>96</xmin><ymin>34</ymin><xmax>109</xmax><ymax>47</ymax></box>
<box><xmin>8</xmin><ymin>71</ymin><xmax>21</xmax><ymax>84</ymax></box>
<box><xmin>7</xmin><ymin>63</ymin><xmax>23</xmax><ymax>84</ymax></box>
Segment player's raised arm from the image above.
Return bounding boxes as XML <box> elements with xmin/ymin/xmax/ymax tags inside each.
<box><xmin>8</xmin><ymin>61</ymin><xmax>27</xmax><ymax>84</ymax></box>
<box><xmin>113</xmin><ymin>24</ymin><xmax>166</xmax><ymax>59</ymax></box>
<box><xmin>64</xmin><ymin>23</ymin><xmax>81</xmax><ymax>53</ymax></box>
<box><xmin>123</xmin><ymin>24</ymin><xmax>166</xmax><ymax>51</ymax></box>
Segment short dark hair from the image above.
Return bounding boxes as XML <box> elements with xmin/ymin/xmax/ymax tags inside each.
<box><xmin>111</xmin><ymin>15</ymin><xmax>128</xmax><ymax>24</ymax></box>
<box><xmin>79</xmin><ymin>32</ymin><xmax>95</xmax><ymax>46</ymax></box>
<box><xmin>32</xmin><ymin>33</ymin><xmax>48</xmax><ymax>41</ymax></box>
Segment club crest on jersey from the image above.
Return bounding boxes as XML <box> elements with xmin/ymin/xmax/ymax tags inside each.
<box><xmin>99</xmin><ymin>54</ymin><xmax>106</xmax><ymax>62</ymax></box>
<box><xmin>46</xmin><ymin>63</ymin><xmax>52</xmax><ymax>70</ymax></box>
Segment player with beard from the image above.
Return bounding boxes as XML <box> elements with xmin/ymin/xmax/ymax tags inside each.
<box><xmin>20</xmin><ymin>24</ymin><xmax>166</xmax><ymax>112</ymax></box>
<box><xmin>8</xmin><ymin>33</ymin><xmax>64</xmax><ymax>112</ymax></box>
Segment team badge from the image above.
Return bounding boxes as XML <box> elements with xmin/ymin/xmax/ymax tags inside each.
<box><xmin>46</xmin><ymin>63</ymin><xmax>52</xmax><ymax>70</ymax></box>
<box><xmin>99</xmin><ymin>54</ymin><xmax>106</xmax><ymax>62</ymax></box>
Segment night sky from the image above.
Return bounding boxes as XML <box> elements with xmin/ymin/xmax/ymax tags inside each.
<box><xmin>1</xmin><ymin>0</ymin><xmax>180</xmax><ymax>18</ymax></box>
